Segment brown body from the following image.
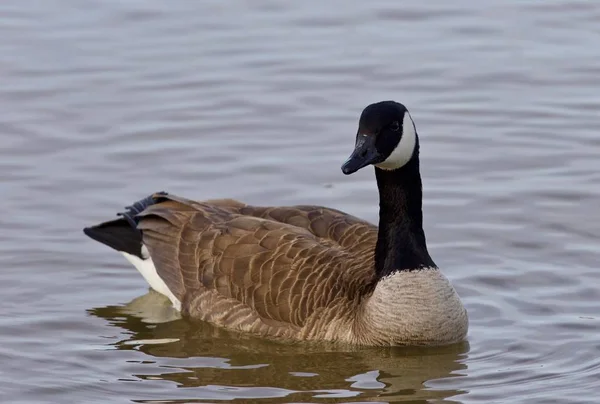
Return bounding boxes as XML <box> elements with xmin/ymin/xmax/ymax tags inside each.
<box><xmin>124</xmin><ymin>193</ymin><xmax>467</xmax><ymax>346</ymax></box>
<box><xmin>136</xmin><ymin>193</ymin><xmax>377</xmax><ymax>342</ymax></box>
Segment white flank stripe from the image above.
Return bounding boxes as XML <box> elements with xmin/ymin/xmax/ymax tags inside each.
<box><xmin>121</xmin><ymin>250</ymin><xmax>182</xmax><ymax>312</ymax></box>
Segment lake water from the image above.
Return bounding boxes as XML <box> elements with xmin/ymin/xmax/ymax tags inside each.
<box><xmin>1</xmin><ymin>1</ymin><xmax>599</xmax><ymax>403</ymax></box>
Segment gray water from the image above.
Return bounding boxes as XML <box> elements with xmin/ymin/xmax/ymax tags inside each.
<box><xmin>1</xmin><ymin>1</ymin><xmax>599</xmax><ymax>403</ymax></box>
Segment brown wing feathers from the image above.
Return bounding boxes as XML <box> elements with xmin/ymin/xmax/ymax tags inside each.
<box><xmin>134</xmin><ymin>193</ymin><xmax>377</xmax><ymax>334</ymax></box>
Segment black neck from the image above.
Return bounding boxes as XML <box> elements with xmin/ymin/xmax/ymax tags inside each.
<box><xmin>373</xmin><ymin>143</ymin><xmax>435</xmax><ymax>278</ymax></box>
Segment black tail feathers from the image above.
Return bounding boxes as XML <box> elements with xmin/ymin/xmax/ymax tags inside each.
<box><xmin>83</xmin><ymin>191</ymin><xmax>168</xmax><ymax>258</ymax></box>
<box><xmin>84</xmin><ymin>220</ymin><xmax>145</xmax><ymax>258</ymax></box>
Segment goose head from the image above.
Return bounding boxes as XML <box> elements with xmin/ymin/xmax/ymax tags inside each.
<box><xmin>341</xmin><ymin>101</ymin><xmax>417</xmax><ymax>175</ymax></box>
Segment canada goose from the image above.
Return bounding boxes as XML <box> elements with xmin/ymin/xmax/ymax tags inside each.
<box><xmin>84</xmin><ymin>101</ymin><xmax>468</xmax><ymax>346</ymax></box>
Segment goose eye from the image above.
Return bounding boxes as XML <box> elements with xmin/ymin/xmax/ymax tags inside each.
<box><xmin>389</xmin><ymin>121</ymin><xmax>400</xmax><ymax>132</ymax></box>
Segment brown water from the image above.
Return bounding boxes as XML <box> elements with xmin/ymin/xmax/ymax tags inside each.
<box><xmin>1</xmin><ymin>1</ymin><xmax>599</xmax><ymax>403</ymax></box>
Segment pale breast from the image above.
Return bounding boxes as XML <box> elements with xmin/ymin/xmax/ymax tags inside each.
<box><xmin>356</xmin><ymin>268</ymin><xmax>468</xmax><ymax>346</ymax></box>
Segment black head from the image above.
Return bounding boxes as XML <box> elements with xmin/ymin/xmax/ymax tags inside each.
<box><xmin>341</xmin><ymin>101</ymin><xmax>417</xmax><ymax>175</ymax></box>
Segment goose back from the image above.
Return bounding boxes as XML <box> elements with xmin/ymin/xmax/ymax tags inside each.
<box><xmin>135</xmin><ymin>193</ymin><xmax>377</xmax><ymax>340</ymax></box>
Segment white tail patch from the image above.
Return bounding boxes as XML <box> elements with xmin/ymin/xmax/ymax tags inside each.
<box><xmin>375</xmin><ymin>111</ymin><xmax>417</xmax><ymax>171</ymax></box>
<box><xmin>121</xmin><ymin>247</ymin><xmax>181</xmax><ymax>311</ymax></box>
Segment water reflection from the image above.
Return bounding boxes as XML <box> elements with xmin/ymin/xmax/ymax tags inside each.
<box><xmin>89</xmin><ymin>291</ymin><xmax>470</xmax><ymax>403</ymax></box>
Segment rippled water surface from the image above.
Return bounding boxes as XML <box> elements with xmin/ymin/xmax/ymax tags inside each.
<box><xmin>1</xmin><ymin>1</ymin><xmax>599</xmax><ymax>403</ymax></box>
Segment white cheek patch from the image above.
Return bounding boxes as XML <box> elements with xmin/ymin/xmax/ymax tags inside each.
<box><xmin>375</xmin><ymin>112</ymin><xmax>417</xmax><ymax>170</ymax></box>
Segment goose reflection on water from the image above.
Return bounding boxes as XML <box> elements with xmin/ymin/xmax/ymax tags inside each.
<box><xmin>89</xmin><ymin>290</ymin><xmax>470</xmax><ymax>403</ymax></box>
